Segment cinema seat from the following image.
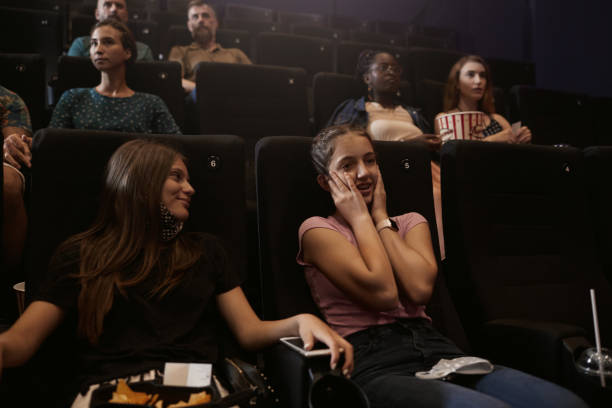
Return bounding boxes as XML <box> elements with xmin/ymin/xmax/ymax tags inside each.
<box><xmin>510</xmin><ymin>85</ymin><xmax>593</xmax><ymax>147</ymax></box>
<box><xmin>291</xmin><ymin>23</ymin><xmax>346</xmax><ymax>41</ymax></box>
<box><xmin>277</xmin><ymin>10</ymin><xmax>326</xmax><ymax>26</ymax></box>
<box><xmin>224</xmin><ymin>3</ymin><xmax>275</xmax><ymax>22</ymax></box>
<box><xmin>256</xmin><ymin>32</ymin><xmax>334</xmax><ymax>80</ymax></box>
<box><xmin>256</xmin><ymin>136</ymin><xmax>471</xmax><ymax>407</ymax></box>
<box><xmin>584</xmin><ymin>146</ymin><xmax>612</xmax><ymax>284</ymax></box>
<box><xmin>487</xmin><ymin>57</ymin><xmax>536</xmax><ymax>92</ymax></box>
<box><xmin>16</xmin><ymin>130</ymin><xmax>246</xmax><ymax>407</ymax></box>
<box><xmin>336</xmin><ymin>41</ymin><xmax>409</xmax><ymax>78</ymax></box>
<box><xmin>328</xmin><ymin>15</ymin><xmax>374</xmax><ymax>32</ymax></box>
<box><xmin>404</xmin><ymin>34</ymin><xmax>451</xmax><ymax>49</ymax></box>
<box><xmin>129</xmin><ymin>20</ymin><xmax>160</xmax><ymax>58</ymax></box>
<box><xmin>407</xmin><ymin>47</ymin><xmax>466</xmax><ymax>85</ymax></box>
<box><xmin>349</xmin><ymin>30</ymin><xmax>403</xmax><ymax>47</ymax></box>
<box><xmin>222</xmin><ymin>17</ymin><xmax>289</xmax><ymax>37</ymax></box>
<box><xmin>0</xmin><ymin>53</ymin><xmax>47</xmax><ymax>130</ymax></box>
<box><xmin>0</xmin><ymin>7</ymin><xmax>63</xmax><ymax>80</ymax></box>
<box><xmin>441</xmin><ymin>140</ymin><xmax>612</xmax><ymax>395</ymax></box>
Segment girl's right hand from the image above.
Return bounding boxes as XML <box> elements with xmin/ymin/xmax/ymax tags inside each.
<box><xmin>328</xmin><ymin>170</ymin><xmax>370</xmax><ymax>226</ymax></box>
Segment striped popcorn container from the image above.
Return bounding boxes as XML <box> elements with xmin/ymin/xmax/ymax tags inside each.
<box><xmin>437</xmin><ymin>111</ymin><xmax>485</xmax><ymax>142</ymax></box>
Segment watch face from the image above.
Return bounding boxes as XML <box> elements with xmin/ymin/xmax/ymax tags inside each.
<box><xmin>389</xmin><ymin>218</ymin><xmax>398</xmax><ymax>231</ymax></box>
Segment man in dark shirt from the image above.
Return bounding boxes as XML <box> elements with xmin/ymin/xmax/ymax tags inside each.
<box><xmin>67</xmin><ymin>0</ymin><xmax>154</xmax><ymax>61</ymax></box>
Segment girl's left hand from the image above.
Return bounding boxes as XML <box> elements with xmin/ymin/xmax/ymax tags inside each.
<box><xmin>370</xmin><ymin>165</ymin><xmax>388</xmax><ymax>225</ymax></box>
<box><xmin>516</xmin><ymin>126</ymin><xmax>532</xmax><ymax>144</ymax></box>
<box><xmin>295</xmin><ymin>314</ymin><xmax>354</xmax><ymax>376</ymax></box>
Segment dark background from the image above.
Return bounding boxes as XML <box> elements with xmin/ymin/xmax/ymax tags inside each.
<box><xmin>229</xmin><ymin>0</ymin><xmax>612</xmax><ymax>97</ymax></box>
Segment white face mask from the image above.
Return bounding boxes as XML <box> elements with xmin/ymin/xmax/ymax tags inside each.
<box><xmin>160</xmin><ymin>202</ymin><xmax>184</xmax><ymax>241</ymax></box>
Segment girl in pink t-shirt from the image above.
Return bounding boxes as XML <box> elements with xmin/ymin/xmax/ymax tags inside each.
<box><xmin>297</xmin><ymin>123</ymin><xmax>587</xmax><ymax>408</ymax></box>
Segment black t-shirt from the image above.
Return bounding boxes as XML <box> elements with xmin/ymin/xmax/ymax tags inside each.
<box><xmin>34</xmin><ymin>233</ymin><xmax>242</xmax><ymax>388</ymax></box>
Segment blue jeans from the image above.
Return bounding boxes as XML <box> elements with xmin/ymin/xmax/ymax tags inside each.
<box><xmin>347</xmin><ymin>319</ymin><xmax>587</xmax><ymax>408</ymax></box>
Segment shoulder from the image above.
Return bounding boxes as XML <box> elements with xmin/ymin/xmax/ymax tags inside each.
<box><xmin>0</xmin><ymin>86</ymin><xmax>25</xmax><ymax>108</ymax></box>
<box><xmin>136</xmin><ymin>41</ymin><xmax>154</xmax><ymax>60</ymax></box>
<box><xmin>58</xmin><ymin>88</ymin><xmax>90</xmax><ymax>102</ymax></box>
<box><xmin>68</xmin><ymin>36</ymin><xmax>90</xmax><ymax>55</ymax></box>
<box><xmin>136</xmin><ymin>41</ymin><xmax>152</xmax><ymax>52</ymax></box>
<box><xmin>490</xmin><ymin>113</ymin><xmax>510</xmax><ymax>128</ymax></box>
<box><xmin>189</xmin><ymin>232</ymin><xmax>234</xmax><ymax>271</ymax></box>
<box><xmin>0</xmin><ymin>85</ymin><xmax>17</xmax><ymax>99</ymax></box>
<box><xmin>227</xmin><ymin>47</ymin><xmax>250</xmax><ymax>60</ymax></box>
<box><xmin>299</xmin><ymin>216</ymin><xmax>339</xmax><ymax>238</ymax></box>
<box><xmin>393</xmin><ymin>212</ymin><xmax>428</xmax><ymax>234</ymax></box>
<box><xmin>335</xmin><ymin>98</ymin><xmax>363</xmax><ymax>113</ymax></box>
<box><xmin>169</xmin><ymin>44</ymin><xmax>190</xmax><ymax>56</ymax></box>
<box><xmin>133</xmin><ymin>92</ymin><xmax>166</xmax><ymax>106</ymax></box>
<box><xmin>400</xmin><ymin>103</ymin><xmax>424</xmax><ymax>118</ymax></box>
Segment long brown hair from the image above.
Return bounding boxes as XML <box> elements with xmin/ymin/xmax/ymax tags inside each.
<box><xmin>51</xmin><ymin>139</ymin><xmax>202</xmax><ymax>344</ymax></box>
<box><xmin>443</xmin><ymin>55</ymin><xmax>495</xmax><ymax>114</ymax></box>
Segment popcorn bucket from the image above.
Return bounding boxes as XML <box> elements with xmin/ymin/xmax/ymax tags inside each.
<box><xmin>437</xmin><ymin>111</ymin><xmax>485</xmax><ymax>142</ymax></box>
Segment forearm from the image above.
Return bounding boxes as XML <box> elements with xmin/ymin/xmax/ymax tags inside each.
<box><xmin>351</xmin><ymin>216</ymin><xmax>397</xmax><ymax>295</ymax></box>
<box><xmin>0</xmin><ymin>330</ymin><xmax>38</xmax><ymax>367</ymax></box>
<box><xmin>218</xmin><ymin>288</ymin><xmax>308</xmax><ymax>350</ymax></box>
<box><xmin>3</xmin><ymin>127</ymin><xmax>31</xmax><ymax>140</ymax></box>
<box><xmin>378</xmin><ymin>229</ymin><xmax>437</xmax><ymax>304</ymax></box>
<box><xmin>0</xmin><ymin>301</ymin><xmax>63</xmax><ymax>368</ymax></box>
<box><xmin>237</xmin><ymin>315</ymin><xmax>304</xmax><ymax>351</ymax></box>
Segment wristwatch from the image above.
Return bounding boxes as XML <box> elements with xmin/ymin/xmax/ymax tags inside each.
<box><xmin>376</xmin><ymin>217</ymin><xmax>398</xmax><ymax>233</ymax></box>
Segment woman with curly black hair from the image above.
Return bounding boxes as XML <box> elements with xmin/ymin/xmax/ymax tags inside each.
<box><xmin>327</xmin><ymin>49</ymin><xmax>439</xmax><ymax>149</ymax></box>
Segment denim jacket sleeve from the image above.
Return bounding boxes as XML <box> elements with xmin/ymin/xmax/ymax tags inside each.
<box><xmin>404</xmin><ymin>105</ymin><xmax>432</xmax><ymax>134</ymax></box>
<box><xmin>326</xmin><ymin>97</ymin><xmax>369</xmax><ymax>128</ymax></box>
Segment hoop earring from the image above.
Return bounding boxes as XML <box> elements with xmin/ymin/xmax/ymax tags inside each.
<box><xmin>367</xmin><ymin>86</ymin><xmax>373</xmax><ymax>101</ymax></box>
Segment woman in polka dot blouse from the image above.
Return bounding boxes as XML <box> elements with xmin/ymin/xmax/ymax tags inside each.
<box><xmin>49</xmin><ymin>19</ymin><xmax>180</xmax><ymax>134</ymax></box>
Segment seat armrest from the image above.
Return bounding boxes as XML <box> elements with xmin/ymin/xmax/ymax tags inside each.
<box><xmin>478</xmin><ymin>318</ymin><xmax>588</xmax><ymax>383</ymax></box>
<box><xmin>264</xmin><ymin>343</ymin><xmax>334</xmax><ymax>408</ymax></box>
<box><xmin>484</xmin><ymin>318</ymin><xmax>587</xmax><ymax>342</ymax></box>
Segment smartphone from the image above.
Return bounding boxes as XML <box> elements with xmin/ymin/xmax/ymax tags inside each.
<box><xmin>280</xmin><ymin>337</ymin><xmax>333</xmax><ymax>357</ymax></box>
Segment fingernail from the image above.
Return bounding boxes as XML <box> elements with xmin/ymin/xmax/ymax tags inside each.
<box><xmin>342</xmin><ymin>368</ymin><xmax>349</xmax><ymax>376</ymax></box>
<box><xmin>331</xmin><ymin>362</ymin><xmax>337</xmax><ymax>370</ymax></box>
<box><xmin>303</xmin><ymin>343</ymin><xmax>311</xmax><ymax>349</ymax></box>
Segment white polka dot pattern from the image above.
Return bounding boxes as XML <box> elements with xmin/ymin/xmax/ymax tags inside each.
<box><xmin>49</xmin><ymin>88</ymin><xmax>180</xmax><ymax>134</ymax></box>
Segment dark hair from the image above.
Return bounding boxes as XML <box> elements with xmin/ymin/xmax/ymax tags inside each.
<box><xmin>443</xmin><ymin>55</ymin><xmax>496</xmax><ymax>114</ymax></box>
<box><xmin>51</xmin><ymin>139</ymin><xmax>201</xmax><ymax>344</ymax></box>
<box><xmin>311</xmin><ymin>124</ymin><xmax>372</xmax><ymax>175</ymax></box>
<box><xmin>355</xmin><ymin>49</ymin><xmax>391</xmax><ymax>78</ymax></box>
<box><xmin>91</xmin><ymin>18</ymin><xmax>138</xmax><ymax>65</ymax></box>
<box><xmin>186</xmin><ymin>0</ymin><xmax>217</xmax><ymax>19</ymax></box>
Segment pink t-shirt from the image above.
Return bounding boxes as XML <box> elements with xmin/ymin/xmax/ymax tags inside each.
<box><xmin>297</xmin><ymin>213</ymin><xmax>431</xmax><ymax>337</ymax></box>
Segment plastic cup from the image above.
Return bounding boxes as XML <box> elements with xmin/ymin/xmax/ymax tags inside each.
<box><xmin>13</xmin><ymin>281</ymin><xmax>25</xmax><ymax>315</ymax></box>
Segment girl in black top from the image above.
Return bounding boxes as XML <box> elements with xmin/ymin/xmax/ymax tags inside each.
<box><xmin>0</xmin><ymin>139</ymin><xmax>352</xmax><ymax>405</ymax></box>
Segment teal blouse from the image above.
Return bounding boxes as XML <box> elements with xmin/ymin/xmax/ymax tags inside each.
<box><xmin>49</xmin><ymin>88</ymin><xmax>180</xmax><ymax>134</ymax></box>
